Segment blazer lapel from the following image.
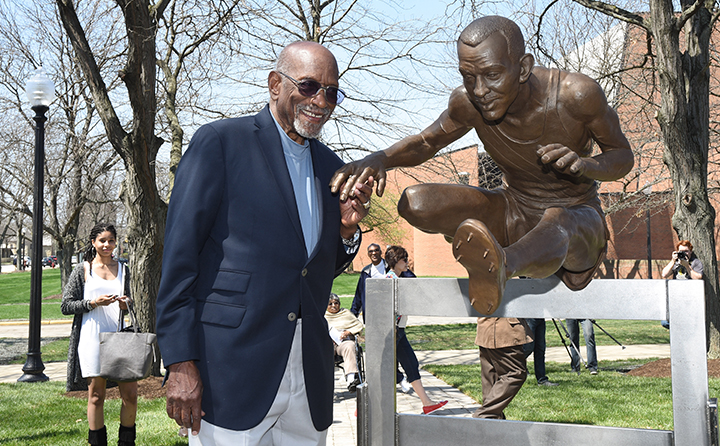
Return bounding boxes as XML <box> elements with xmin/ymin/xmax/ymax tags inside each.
<box><xmin>254</xmin><ymin>107</ymin><xmax>305</xmax><ymax>246</ymax></box>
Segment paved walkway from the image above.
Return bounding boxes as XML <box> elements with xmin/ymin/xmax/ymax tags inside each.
<box><xmin>0</xmin><ymin>319</ymin><xmax>671</xmax><ymax>446</ymax></box>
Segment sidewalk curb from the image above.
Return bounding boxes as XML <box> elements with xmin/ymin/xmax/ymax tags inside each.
<box><xmin>0</xmin><ymin>319</ymin><xmax>72</xmax><ymax>326</ymax></box>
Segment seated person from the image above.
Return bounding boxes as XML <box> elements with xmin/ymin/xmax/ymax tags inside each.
<box><xmin>325</xmin><ymin>293</ymin><xmax>364</xmax><ymax>391</ymax></box>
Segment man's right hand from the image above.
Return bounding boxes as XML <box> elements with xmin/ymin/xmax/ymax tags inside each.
<box><xmin>166</xmin><ymin>361</ymin><xmax>205</xmax><ymax>436</ymax></box>
<box><xmin>330</xmin><ymin>152</ymin><xmax>388</xmax><ymax>201</ymax></box>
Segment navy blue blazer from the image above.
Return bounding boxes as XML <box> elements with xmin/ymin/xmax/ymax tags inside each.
<box><xmin>351</xmin><ymin>263</ymin><xmax>385</xmax><ymax>318</ymax></box>
<box><xmin>156</xmin><ymin>105</ymin><xmax>357</xmax><ymax>431</ymax></box>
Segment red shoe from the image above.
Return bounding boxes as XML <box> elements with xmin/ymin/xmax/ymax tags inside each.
<box><xmin>422</xmin><ymin>400</ymin><xmax>448</xmax><ymax>414</ymax></box>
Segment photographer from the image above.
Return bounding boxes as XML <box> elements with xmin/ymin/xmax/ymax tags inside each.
<box><xmin>661</xmin><ymin>240</ymin><xmax>703</xmax><ymax>281</ymax></box>
<box><xmin>660</xmin><ymin>240</ymin><xmax>702</xmax><ymax>329</ymax></box>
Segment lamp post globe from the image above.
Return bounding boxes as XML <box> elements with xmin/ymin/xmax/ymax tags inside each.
<box><xmin>18</xmin><ymin>67</ymin><xmax>54</xmax><ymax>383</ymax></box>
<box><xmin>26</xmin><ymin>67</ymin><xmax>55</xmax><ymax>108</ymax></box>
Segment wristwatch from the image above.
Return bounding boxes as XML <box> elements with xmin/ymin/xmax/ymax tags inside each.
<box><xmin>342</xmin><ymin>227</ymin><xmax>361</xmax><ymax>249</ymax></box>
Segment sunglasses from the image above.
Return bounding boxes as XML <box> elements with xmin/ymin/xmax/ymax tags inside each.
<box><xmin>278</xmin><ymin>72</ymin><xmax>346</xmax><ymax>105</ymax></box>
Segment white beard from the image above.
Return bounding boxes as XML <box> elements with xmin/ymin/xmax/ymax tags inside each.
<box><xmin>294</xmin><ymin>104</ymin><xmax>329</xmax><ymax>140</ymax></box>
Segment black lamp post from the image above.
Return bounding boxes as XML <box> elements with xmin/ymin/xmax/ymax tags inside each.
<box><xmin>643</xmin><ymin>184</ymin><xmax>653</xmax><ymax>280</ymax></box>
<box><xmin>18</xmin><ymin>67</ymin><xmax>54</xmax><ymax>383</ymax></box>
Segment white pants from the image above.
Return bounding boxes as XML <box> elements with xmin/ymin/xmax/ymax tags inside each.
<box><xmin>189</xmin><ymin>319</ymin><xmax>327</xmax><ymax>446</ymax></box>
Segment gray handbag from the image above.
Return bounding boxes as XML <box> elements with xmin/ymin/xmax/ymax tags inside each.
<box><xmin>99</xmin><ymin>272</ymin><xmax>157</xmax><ymax>382</ymax></box>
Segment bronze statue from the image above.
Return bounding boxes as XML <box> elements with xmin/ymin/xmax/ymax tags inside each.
<box><xmin>330</xmin><ymin>16</ymin><xmax>633</xmax><ymax>314</ymax></box>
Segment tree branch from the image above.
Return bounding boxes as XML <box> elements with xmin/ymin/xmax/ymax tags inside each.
<box><xmin>571</xmin><ymin>0</ymin><xmax>649</xmax><ymax>30</ymax></box>
<box><xmin>676</xmin><ymin>0</ymin><xmax>705</xmax><ymax>30</ymax></box>
<box><xmin>55</xmin><ymin>0</ymin><xmax>128</xmax><ymax>160</ymax></box>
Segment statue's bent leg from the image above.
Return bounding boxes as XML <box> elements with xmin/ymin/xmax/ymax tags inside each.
<box><xmin>398</xmin><ymin>184</ymin><xmax>507</xmax><ymax>240</ymax></box>
<box><xmin>453</xmin><ymin>219</ymin><xmax>506</xmax><ymax>315</ymax></box>
<box><xmin>451</xmin><ymin>205</ymin><xmax>604</xmax><ymax>314</ymax></box>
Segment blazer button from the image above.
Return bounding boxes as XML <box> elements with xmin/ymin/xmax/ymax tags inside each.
<box><xmin>288</xmin><ymin>312</ymin><xmax>297</xmax><ymax>321</ymax></box>
<box><xmin>301</xmin><ymin>268</ymin><xmax>308</xmax><ymax>277</ymax></box>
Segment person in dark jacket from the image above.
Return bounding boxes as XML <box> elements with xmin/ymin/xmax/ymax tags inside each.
<box><xmin>351</xmin><ymin>243</ymin><xmax>386</xmax><ymax>319</ymax></box>
<box><xmin>156</xmin><ymin>41</ymin><xmax>372</xmax><ymax>445</ymax></box>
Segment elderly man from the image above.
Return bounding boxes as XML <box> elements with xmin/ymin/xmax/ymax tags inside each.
<box><xmin>325</xmin><ymin>293</ymin><xmax>364</xmax><ymax>391</ymax></box>
<box><xmin>157</xmin><ymin>41</ymin><xmax>373</xmax><ymax>445</ymax></box>
<box><xmin>350</xmin><ymin>243</ymin><xmax>386</xmax><ymax>320</ymax></box>
<box><xmin>331</xmin><ymin>15</ymin><xmax>633</xmax><ymax>315</ymax></box>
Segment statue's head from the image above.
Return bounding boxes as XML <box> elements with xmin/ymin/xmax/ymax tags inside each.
<box><xmin>457</xmin><ymin>16</ymin><xmax>534</xmax><ymax>121</ymax></box>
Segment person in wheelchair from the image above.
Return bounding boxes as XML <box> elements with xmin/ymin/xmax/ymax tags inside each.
<box><xmin>325</xmin><ymin>293</ymin><xmax>364</xmax><ymax>392</ymax></box>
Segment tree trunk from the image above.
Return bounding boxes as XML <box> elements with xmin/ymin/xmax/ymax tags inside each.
<box><xmin>650</xmin><ymin>0</ymin><xmax>720</xmax><ymax>357</ymax></box>
<box><xmin>121</xmin><ymin>161</ymin><xmax>166</xmax><ymax>375</ymax></box>
<box><xmin>58</xmin><ymin>234</ymin><xmax>76</xmax><ymax>287</ymax></box>
<box><xmin>679</xmin><ymin>4</ymin><xmax>720</xmax><ymax>357</ymax></box>
<box><xmin>161</xmin><ymin>62</ymin><xmax>183</xmax><ymax>198</ymax></box>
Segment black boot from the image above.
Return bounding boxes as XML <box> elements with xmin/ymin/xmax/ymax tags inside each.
<box><xmin>118</xmin><ymin>424</ymin><xmax>136</xmax><ymax>446</ymax></box>
<box><xmin>88</xmin><ymin>426</ymin><xmax>107</xmax><ymax>446</ymax></box>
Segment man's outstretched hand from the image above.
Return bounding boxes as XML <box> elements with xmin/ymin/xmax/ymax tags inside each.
<box><xmin>339</xmin><ymin>176</ymin><xmax>374</xmax><ymax>239</ymax></box>
<box><xmin>331</xmin><ymin>153</ymin><xmax>387</xmax><ymax>201</ymax></box>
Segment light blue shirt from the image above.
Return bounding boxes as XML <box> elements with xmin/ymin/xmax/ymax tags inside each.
<box><xmin>271</xmin><ymin>114</ymin><xmax>320</xmax><ymax>256</ymax></box>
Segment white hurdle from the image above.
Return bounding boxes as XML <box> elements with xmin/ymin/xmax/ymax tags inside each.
<box><xmin>357</xmin><ymin>277</ymin><xmax>717</xmax><ymax>446</ymax></box>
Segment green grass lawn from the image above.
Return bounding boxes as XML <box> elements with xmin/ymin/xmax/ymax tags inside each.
<box><xmin>0</xmin><ymin>269</ymin><xmax>62</xmax><ymax>303</ymax></box>
<box><xmin>1</xmin><ymin>359</ymin><xmax>715</xmax><ymax>444</ymax></box>
<box><xmin>0</xmin><ymin>381</ymin><xmax>183</xmax><ymax>446</ymax></box>
<box><xmin>404</xmin><ymin>320</ymin><xmax>669</xmax><ymax>351</ymax></box>
<box><xmin>6</xmin><ymin>338</ymin><xmax>70</xmax><ymax>364</ymax></box>
<box><xmin>332</xmin><ymin>272</ymin><xmax>359</xmax><ymax>295</ymax></box>
<box><xmin>0</xmin><ymin>302</ymin><xmax>69</xmax><ymax>321</ymax></box>
<box><xmin>0</xmin><ymin>269</ymin><xmax>68</xmax><ymax>321</ymax></box>
<box><xmin>425</xmin><ymin>359</ymin><xmax>720</xmax><ymax>430</ymax></box>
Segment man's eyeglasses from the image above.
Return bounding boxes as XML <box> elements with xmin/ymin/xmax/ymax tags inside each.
<box><xmin>368</xmin><ymin>249</ymin><xmax>381</xmax><ymax>254</ymax></box>
<box><xmin>278</xmin><ymin>72</ymin><xmax>346</xmax><ymax>105</ymax></box>
<box><xmin>328</xmin><ymin>301</ymin><xmax>340</xmax><ymax>306</ymax></box>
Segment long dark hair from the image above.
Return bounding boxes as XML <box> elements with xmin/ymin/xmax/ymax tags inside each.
<box><xmin>83</xmin><ymin>223</ymin><xmax>117</xmax><ymax>264</ymax></box>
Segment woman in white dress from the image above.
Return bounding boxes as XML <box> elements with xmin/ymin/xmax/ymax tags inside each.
<box><xmin>61</xmin><ymin>223</ymin><xmax>136</xmax><ymax>446</ymax></box>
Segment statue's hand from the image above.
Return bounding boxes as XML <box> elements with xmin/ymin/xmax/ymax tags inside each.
<box><xmin>537</xmin><ymin>144</ymin><xmax>586</xmax><ymax>177</ymax></box>
<box><xmin>330</xmin><ymin>153</ymin><xmax>387</xmax><ymax>201</ymax></box>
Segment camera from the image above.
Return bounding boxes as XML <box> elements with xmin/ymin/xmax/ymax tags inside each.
<box><xmin>677</xmin><ymin>251</ymin><xmax>688</xmax><ymax>261</ymax></box>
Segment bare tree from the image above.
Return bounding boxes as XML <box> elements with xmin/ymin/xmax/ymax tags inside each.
<box><xmin>156</xmin><ymin>0</ymin><xmax>244</xmax><ymax>194</ymax></box>
<box><xmin>56</xmin><ymin>0</ymin><xmax>169</xmax><ymax>343</ymax></box>
<box><xmin>48</xmin><ymin>0</ymin><xmax>477</xmax><ymax>351</ymax></box>
<box><xmin>0</xmin><ymin>1</ymin><xmax>124</xmax><ymax>285</ymax></box>
<box><xmin>200</xmin><ymin>0</ymin><xmax>458</xmax><ymax>159</ymax></box>
<box><xmin>561</xmin><ymin>0</ymin><xmax>720</xmax><ymax>358</ymax></box>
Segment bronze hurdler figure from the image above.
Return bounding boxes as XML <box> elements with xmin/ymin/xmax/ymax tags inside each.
<box><xmin>331</xmin><ymin>16</ymin><xmax>633</xmax><ymax>314</ymax></box>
